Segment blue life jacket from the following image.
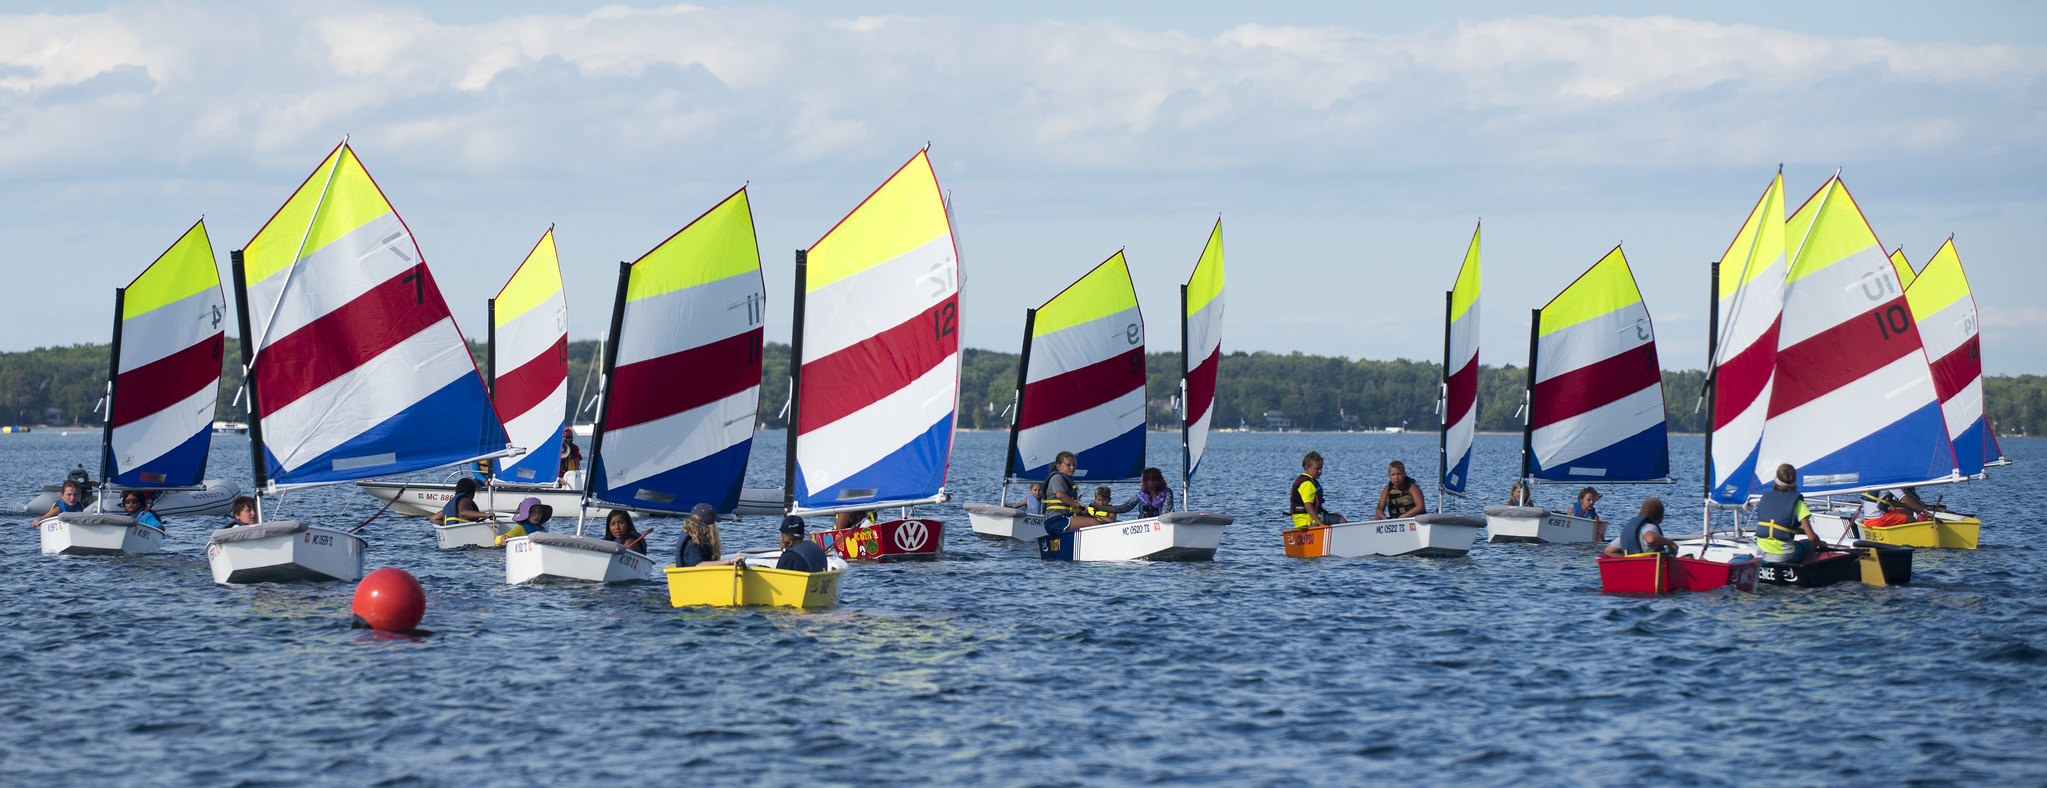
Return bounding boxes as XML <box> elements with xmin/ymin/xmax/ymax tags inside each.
<box><xmin>441</xmin><ymin>493</ymin><xmax>474</xmax><ymax>522</ymax></box>
<box><xmin>56</xmin><ymin>499</ymin><xmax>82</xmax><ymax>513</ymax></box>
<box><xmin>1754</xmin><ymin>487</ymin><xmax>1805</xmax><ymax>541</ymax></box>
<box><xmin>776</xmin><ymin>539</ymin><xmax>829</xmax><ymax>572</ymax></box>
<box><xmin>1619</xmin><ymin>515</ymin><xmax>1664</xmax><ymax>554</ymax></box>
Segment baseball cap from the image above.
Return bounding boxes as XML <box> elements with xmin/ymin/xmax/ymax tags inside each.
<box><xmin>779</xmin><ymin>515</ymin><xmax>807</xmax><ymax>536</ymax></box>
<box><xmin>690</xmin><ymin>503</ymin><xmax>717</xmax><ymax>522</ymax></box>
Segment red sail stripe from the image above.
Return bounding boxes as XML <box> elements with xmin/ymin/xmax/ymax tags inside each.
<box><xmin>1768</xmin><ymin>296</ymin><xmax>1921</xmax><ymax>417</ymax></box>
<box><xmin>605</xmin><ymin>328</ymin><xmax>763</xmax><ymax>431</ymax></box>
<box><xmin>1443</xmin><ymin>356</ymin><xmax>1477</xmax><ymax>427</ymax></box>
<box><xmin>797</xmin><ymin>296</ymin><xmax>957</xmax><ymax>435</ymax></box>
<box><xmin>1530</xmin><ymin>347</ymin><xmax>1662</xmax><ymax>428</ymax></box>
<box><xmin>1928</xmin><ymin>337</ymin><xmax>1979</xmax><ymax>401</ymax></box>
<box><xmin>1185</xmin><ymin>348</ymin><xmax>1219</xmax><ymax>425</ymax></box>
<box><xmin>255</xmin><ymin>264</ymin><xmax>453</xmax><ymax>419</ymax></box>
<box><xmin>1710</xmin><ymin>319</ymin><xmax>1779</xmax><ymax>429</ymax></box>
<box><xmin>1018</xmin><ymin>350</ymin><xmax>1147</xmax><ymax>430</ymax></box>
<box><xmin>493</xmin><ymin>337</ymin><xmax>567</xmax><ymax>420</ymax></box>
<box><xmin>110</xmin><ymin>334</ymin><xmax>224</xmax><ymax>428</ymax></box>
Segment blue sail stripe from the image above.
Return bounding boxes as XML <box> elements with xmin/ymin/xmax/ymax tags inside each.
<box><xmin>1710</xmin><ymin>446</ymin><xmax>1764</xmax><ymax>505</ymax></box>
<box><xmin>1442</xmin><ymin>449</ymin><xmax>1472</xmax><ymax>496</ymax></box>
<box><xmin>1011</xmin><ymin>423</ymin><xmax>1146</xmax><ymax>483</ymax></box>
<box><xmin>797</xmin><ymin>414</ymin><xmax>953</xmax><ymax>510</ymax></box>
<box><xmin>1531</xmin><ymin>422</ymin><xmax>1670</xmax><ymax>483</ymax></box>
<box><xmin>111</xmin><ymin>426</ymin><xmax>212</xmax><ymax>488</ymax></box>
<box><xmin>497</xmin><ymin>422</ymin><xmax>565</xmax><ymax>484</ymax></box>
<box><xmin>1793</xmin><ymin>402</ymin><xmax>1954</xmax><ymax>495</ymax></box>
<box><xmin>1953</xmin><ymin>418</ymin><xmax>1987</xmax><ymax>477</ymax></box>
<box><xmin>268</xmin><ymin>375</ymin><xmax>509</xmax><ymax>487</ymax></box>
<box><xmin>594</xmin><ymin>438</ymin><xmax>751</xmax><ymax>514</ymax></box>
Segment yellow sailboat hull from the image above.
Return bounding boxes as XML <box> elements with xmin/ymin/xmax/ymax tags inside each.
<box><xmin>664</xmin><ymin>564</ymin><xmax>844</xmax><ymax>609</ymax></box>
<box><xmin>1863</xmin><ymin>516</ymin><xmax>1980</xmax><ymax>550</ymax></box>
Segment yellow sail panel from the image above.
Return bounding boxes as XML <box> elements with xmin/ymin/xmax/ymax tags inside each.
<box><xmin>1890</xmin><ymin>247</ymin><xmax>1918</xmax><ymax>290</ymax></box>
<box><xmin>1186</xmin><ymin>220</ymin><xmax>1224</xmax><ymax>317</ymax></box>
<box><xmin>1905</xmin><ymin>239</ymin><xmax>1970</xmax><ymax>317</ymax></box>
<box><xmin>807</xmin><ymin>150</ymin><xmax>950</xmax><ymax>292</ymax></box>
<box><xmin>1540</xmin><ymin>246</ymin><xmax>1642</xmax><ymax>335</ymax></box>
<box><xmin>242</xmin><ymin>144</ymin><xmax>396</xmax><ymax>284</ymax></box>
<box><xmin>626</xmin><ymin>189</ymin><xmax>760</xmax><ymax>301</ymax></box>
<box><xmin>124</xmin><ymin>219</ymin><xmax>220</xmax><ymax>320</ymax></box>
<box><xmin>496</xmin><ymin>229</ymin><xmax>562</xmax><ymax>326</ymax></box>
<box><xmin>1450</xmin><ymin>223</ymin><xmax>1481</xmax><ymax>321</ymax></box>
<box><xmin>1035</xmin><ymin>251</ymin><xmax>1139</xmax><ymax>337</ymax></box>
<box><xmin>1786</xmin><ymin>178</ymin><xmax>1880</xmax><ymax>282</ymax></box>
<box><xmin>1720</xmin><ymin>173</ymin><xmax>1785</xmax><ymax>295</ymax></box>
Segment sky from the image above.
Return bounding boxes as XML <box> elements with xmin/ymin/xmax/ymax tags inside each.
<box><xmin>2</xmin><ymin>1</ymin><xmax>2043</xmax><ymax>374</ymax></box>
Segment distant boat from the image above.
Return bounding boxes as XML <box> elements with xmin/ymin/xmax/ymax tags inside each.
<box><xmin>213</xmin><ymin>140</ymin><xmax>512</xmax><ymax>584</ymax></box>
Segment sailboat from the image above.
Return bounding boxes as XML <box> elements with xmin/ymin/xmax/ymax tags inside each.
<box><xmin>42</xmin><ymin>220</ymin><xmax>235</xmax><ymax>556</ymax></box>
<box><xmin>510</xmin><ymin>189</ymin><xmax>763</xmax><ymax>585</ymax></box>
<box><xmin>1682</xmin><ymin>174</ymin><xmax>1925</xmax><ymax>588</ymax></box>
<box><xmin>1488</xmin><ymin>245</ymin><xmax>1673</xmax><ymax>544</ymax></box>
<box><xmin>212</xmin><ymin>141</ymin><xmax>513</xmax><ymax>585</ymax></box>
<box><xmin>1178</xmin><ymin>219</ymin><xmax>1228</xmax><ymax>518</ymax></box>
<box><xmin>1285</xmin><ymin>233</ymin><xmax>1484</xmax><ymax>560</ymax></box>
<box><xmin>355</xmin><ymin>229</ymin><xmax>584</xmax><ymax>545</ymax></box>
<box><xmin>1807</xmin><ymin>237</ymin><xmax>1989</xmax><ymax>549</ymax></box>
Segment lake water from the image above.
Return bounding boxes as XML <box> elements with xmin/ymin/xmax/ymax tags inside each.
<box><xmin>4</xmin><ymin>428</ymin><xmax>2043</xmax><ymax>785</ymax></box>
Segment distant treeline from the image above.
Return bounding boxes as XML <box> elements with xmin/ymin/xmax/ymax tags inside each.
<box><xmin>2</xmin><ymin>340</ymin><xmax>2035</xmax><ymax>438</ymax></box>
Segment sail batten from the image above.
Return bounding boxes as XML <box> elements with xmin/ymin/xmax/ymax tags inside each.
<box><xmin>791</xmin><ymin>151</ymin><xmax>961</xmax><ymax>513</ymax></box>
<box><xmin>591</xmin><ymin>188</ymin><xmax>764</xmax><ymax>514</ymax></box>
<box><xmin>1528</xmin><ymin>246</ymin><xmax>1668</xmax><ymax>482</ymax></box>
<box><xmin>107</xmin><ymin>220</ymin><xmax>225</xmax><ymax>488</ymax></box>
<box><xmin>1011</xmin><ymin>251</ymin><xmax>1146</xmax><ymax>483</ymax></box>
<box><xmin>237</xmin><ymin>143</ymin><xmax>507</xmax><ymax>489</ymax></box>
<box><xmin>491</xmin><ymin>229</ymin><xmax>568</xmax><ymax>485</ymax></box>
<box><xmin>1441</xmin><ymin>224</ymin><xmax>1480</xmax><ymax>497</ymax></box>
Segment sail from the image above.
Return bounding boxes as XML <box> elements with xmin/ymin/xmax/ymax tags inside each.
<box><xmin>1181</xmin><ymin>220</ymin><xmax>1224</xmax><ymax>489</ymax></box>
<box><xmin>1707</xmin><ymin>173</ymin><xmax>1786</xmax><ymax>504</ymax></box>
<box><xmin>1890</xmin><ymin>247</ymin><xmax>1917</xmax><ymax>290</ymax></box>
<box><xmin>1528</xmin><ymin>246</ymin><xmax>1668</xmax><ymax>482</ymax></box>
<box><xmin>591</xmin><ymin>189</ymin><xmax>763</xmax><ymax>513</ymax></box>
<box><xmin>1441</xmin><ymin>223</ymin><xmax>1480</xmax><ymax>496</ymax></box>
<box><xmin>791</xmin><ymin>151</ymin><xmax>961</xmax><ymax>513</ymax></box>
<box><xmin>1757</xmin><ymin>176</ymin><xmax>1956</xmax><ymax>495</ymax></box>
<box><xmin>107</xmin><ymin>220</ymin><xmax>225</xmax><ymax>488</ymax></box>
<box><xmin>491</xmin><ymin>229</ymin><xmax>568</xmax><ymax>485</ymax></box>
<box><xmin>1010</xmin><ymin>250</ymin><xmax>1146</xmax><ymax>483</ymax></box>
<box><xmin>236</xmin><ymin>142</ymin><xmax>508</xmax><ymax>489</ymax></box>
<box><xmin>1906</xmin><ymin>239</ymin><xmax>1989</xmax><ymax>476</ymax></box>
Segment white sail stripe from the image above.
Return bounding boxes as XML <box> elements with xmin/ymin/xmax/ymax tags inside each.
<box><xmin>1186</xmin><ymin>295</ymin><xmax>1223</xmax><ymax>362</ymax></box>
<box><xmin>1013</xmin><ymin>387</ymin><xmax>1146</xmax><ymax>475</ymax></box>
<box><xmin>1448</xmin><ymin>311</ymin><xmax>1478</xmax><ymax>371</ymax></box>
<box><xmin>1026</xmin><ymin>307</ymin><xmax>1145</xmax><ymax>384</ymax></box>
<box><xmin>248</xmin><ymin>212</ymin><xmax>417</xmax><ymax>353</ymax></box>
<box><xmin>265</xmin><ymin>319</ymin><xmax>477</xmax><ymax>474</ymax></box>
<box><xmin>1535</xmin><ymin>303</ymin><xmax>1652</xmax><ymax>385</ymax></box>
<box><xmin>1444</xmin><ymin>412</ymin><xmax>1475</xmax><ymax>474</ymax></box>
<box><xmin>599</xmin><ymin>385</ymin><xmax>758</xmax><ymax>491</ymax></box>
<box><xmin>1714</xmin><ymin>256</ymin><xmax>1787</xmax><ymax>364</ymax></box>
<box><xmin>1941</xmin><ymin>378</ymin><xmax>1983</xmax><ymax>440</ymax></box>
<box><xmin>1531</xmin><ymin>384</ymin><xmax>1664</xmax><ymax>472</ymax></box>
<box><xmin>1710</xmin><ymin>385</ymin><xmax>1771</xmax><ymax>490</ymax></box>
<box><xmin>797</xmin><ymin>354</ymin><xmax>958</xmax><ymax>496</ymax></box>
<box><xmin>109</xmin><ymin>385</ymin><xmax>215</xmax><ymax>474</ymax></box>
<box><xmin>1758</xmin><ymin>354</ymin><xmax>1940</xmax><ymax>472</ymax></box>
<box><xmin>494</xmin><ymin>296</ymin><xmax>567</xmax><ymax>373</ymax></box>
<box><xmin>118</xmin><ymin>287</ymin><xmax>226</xmax><ymax>373</ymax></box>
<box><xmin>1187</xmin><ymin>408</ymin><xmax>1213</xmax><ymax>476</ymax></box>
<box><xmin>613</xmin><ymin>272</ymin><xmax>764</xmax><ymax>368</ymax></box>
<box><xmin>1914</xmin><ymin>296</ymin><xmax>1975</xmax><ymax>358</ymax></box>
<box><xmin>502</xmin><ymin>378</ymin><xmax>568</xmax><ymax>461</ymax></box>
<box><xmin>1779</xmin><ymin>243</ymin><xmax>1896</xmax><ymax>349</ymax></box>
<box><xmin>803</xmin><ymin>235</ymin><xmax>958</xmax><ymax>361</ymax></box>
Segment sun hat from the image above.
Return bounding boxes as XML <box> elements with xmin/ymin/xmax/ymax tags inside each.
<box><xmin>514</xmin><ymin>497</ymin><xmax>543</xmax><ymax>520</ymax></box>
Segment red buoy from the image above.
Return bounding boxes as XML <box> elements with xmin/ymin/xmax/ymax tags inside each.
<box><xmin>352</xmin><ymin>567</ymin><xmax>426</xmax><ymax>632</ymax></box>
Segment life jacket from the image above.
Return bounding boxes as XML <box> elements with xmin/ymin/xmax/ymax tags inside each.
<box><xmin>1383</xmin><ymin>480</ymin><xmax>1417</xmax><ymax>516</ymax></box>
<box><xmin>441</xmin><ymin>493</ymin><xmax>475</xmax><ymax>523</ymax></box>
<box><xmin>1753</xmin><ymin>486</ymin><xmax>1806</xmax><ymax>541</ymax></box>
<box><xmin>1860</xmin><ymin>490</ymin><xmax>1896</xmax><ymax>517</ymax></box>
<box><xmin>1085</xmin><ymin>502</ymin><xmax>1117</xmax><ymax>520</ymax></box>
<box><xmin>1618</xmin><ymin>515</ymin><xmax>1665</xmax><ymax>555</ymax></box>
<box><xmin>1043</xmin><ymin>471</ymin><xmax>1076</xmax><ymax>516</ymax></box>
<box><xmin>1136</xmin><ymin>488</ymin><xmax>1171</xmax><ymax>518</ymax></box>
<box><xmin>1289</xmin><ymin>474</ymin><xmax>1320</xmax><ymax>515</ymax></box>
<box><xmin>56</xmin><ymin>498</ymin><xmax>82</xmax><ymax>513</ymax></box>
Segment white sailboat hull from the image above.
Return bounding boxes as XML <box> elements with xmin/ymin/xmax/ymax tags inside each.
<box><xmin>1286</xmin><ymin>514</ymin><xmax>1483</xmax><ymax>558</ymax></box>
<box><xmin>1036</xmin><ymin>512</ymin><xmax>1231</xmax><ymax>562</ymax></box>
<box><xmin>40</xmin><ymin>514</ymin><xmax>164</xmax><ymax>556</ymax></box>
<box><xmin>1483</xmin><ymin>505</ymin><xmax>1600</xmax><ymax>544</ymax></box>
<box><xmin>206</xmin><ymin>522</ymin><xmax>367</xmax><ymax>584</ymax></box>
<box><xmin>357</xmin><ymin>479</ymin><xmax>785</xmax><ymax>519</ymax></box>
<box><xmin>22</xmin><ymin>479</ymin><xmax>240</xmax><ymax>517</ymax></box>
<box><xmin>505</xmin><ymin>533</ymin><xmax>656</xmax><ymax>584</ymax></box>
<box><xmin>964</xmin><ymin>503</ymin><xmax>1046</xmax><ymax>541</ymax></box>
<box><xmin>436</xmin><ymin>520</ymin><xmax>512</xmax><ymax>550</ymax></box>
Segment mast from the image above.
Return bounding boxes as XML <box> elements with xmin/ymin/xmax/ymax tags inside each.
<box><xmin>1437</xmin><ymin>289</ymin><xmax>1452</xmax><ymax>511</ymax></box>
<box><xmin>784</xmin><ymin>249</ymin><xmax>809</xmax><ymax>513</ymax></box>
<box><xmin>1001</xmin><ymin>308</ymin><xmax>1037</xmax><ymax>485</ymax></box>
<box><xmin>98</xmin><ymin>288</ymin><xmax>125</xmax><ymax>496</ymax></box>
<box><xmin>1179</xmin><ymin>284</ymin><xmax>1192</xmax><ymax>507</ymax></box>
<box><xmin>1519</xmin><ymin>307</ymin><xmax>1539</xmax><ymax>486</ymax></box>
<box><xmin>485</xmin><ymin>297</ymin><xmax>497</xmax><ymax>485</ymax></box>
<box><xmin>579</xmin><ymin>262</ymin><xmax>631</xmax><ymax>526</ymax></box>
<box><xmin>1704</xmin><ymin>260</ymin><xmax>1721</xmax><ymax>538</ymax></box>
<box><xmin>229</xmin><ymin>250</ymin><xmax>270</xmax><ymax>494</ymax></box>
